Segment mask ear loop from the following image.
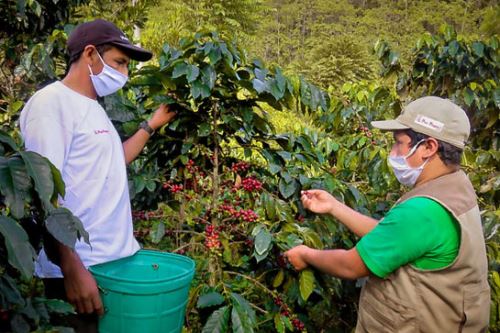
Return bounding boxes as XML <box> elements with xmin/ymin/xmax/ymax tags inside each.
<box><xmin>403</xmin><ymin>139</ymin><xmax>427</xmax><ymax>160</ymax></box>
<box><xmin>88</xmin><ymin>48</ymin><xmax>105</xmax><ymax>76</ymax></box>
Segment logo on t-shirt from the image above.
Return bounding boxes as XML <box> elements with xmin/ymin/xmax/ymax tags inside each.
<box><xmin>94</xmin><ymin>129</ymin><xmax>110</xmax><ymax>135</ymax></box>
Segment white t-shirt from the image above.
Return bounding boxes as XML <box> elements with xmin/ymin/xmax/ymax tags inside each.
<box><xmin>20</xmin><ymin>81</ymin><xmax>140</xmax><ymax>278</ymax></box>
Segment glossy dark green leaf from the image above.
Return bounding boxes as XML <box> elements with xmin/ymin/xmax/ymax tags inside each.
<box><xmin>198</xmin><ymin>123</ymin><xmax>211</xmax><ymax>137</ymax></box>
<box><xmin>0</xmin><ymin>130</ymin><xmax>19</xmax><ymax>151</ymax></box>
<box><xmin>201</xmin><ymin>65</ymin><xmax>216</xmax><ymax>90</ymax></box>
<box><xmin>463</xmin><ymin>88</ymin><xmax>474</xmax><ymax>106</ymax></box>
<box><xmin>269</xmin><ymin>79</ymin><xmax>285</xmax><ymax>100</ymax></box>
<box><xmin>472</xmin><ymin>42</ymin><xmax>484</xmax><ymax>57</ymax></box>
<box><xmin>0</xmin><ymin>216</ymin><xmax>36</xmax><ymax>278</ymax></box>
<box><xmin>231</xmin><ymin>305</ymin><xmax>251</xmax><ymax>333</ymax></box>
<box><xmin>279</xmin><ymin>178</ymin><xmax>298</xmax><ymax>199</ymax></box>
<box><xmin>19</xmin><ymin>151</ymin><xmax>54</xmax><ymax>208</ymax></box>
<box><xmin>252</xmin><ymin>78</ymin><xmax>267</xmax><ymax>93</ymax></box>
<box><xmin>231</xmin><ymin>293</ymin><xmax>256</xmax><ymax>324</ymax></box>
<box><xmin>10</xmin><ymin>314</ymin><xmax>30</xmax><ymax>333</ymax></box>
<box><xmin>197</xmin><ymin>292</ymin><xmax>225</xmax><ymax>309</ymax></box>
<box><xmin>209</xmin><ymin>47</ymin><xmax>222</xmax><ymax>65</ymax></box>
<box><xmin>448</xmin><ymin>41</ymin><xmax>459</xmax><ymax>56</ymax></box>
<box><xmin>172</xmin><ymin>62</ymin><xmax>188</xmax><ymax>78</ymax></box>
<box><xmin>191</xmin><ymin>80</ymin><xmax>211</xmax><ymax>99</ymax></box>
<box><xmin>45</xmin><ymin>207</ymin><xmax>89</xmax><ymax>249</ymax></box>
<box><xmin>0</xmin><ymin>275</ymin><xmax>24</xmax><ymax>306</ymax></box>
<box><xmin>254</xmin><ymin>227</ymin><xmax>272</xmax><ymax>255</ymax></box>
<box><xmin>202</xmin><ymin>306</ymin><xmax>230</xmax><ymax>333</ymax></box>
<box><xmin>42</xmin><ymin>298</ymin><xmax>75</xmax><ymax>314</ymax></box>
<box><xmin>187</xmin><ymin>65</ymin><xmax>200</xmax><ymax>82</ymax></box>
<box><xmin>220</xmin><ymin>43</ymin><xmax>233</xmax><ymax>65</ymax></box>
<box><xmin>0</xmin><ymin>155</ymin><xmax>30</xmax><ymax>219</ymax></box>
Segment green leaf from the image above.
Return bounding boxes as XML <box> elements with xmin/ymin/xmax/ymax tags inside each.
<box><xmin>0</xmin><ymin>129</ymin><xmax>19</xmax><ymax>150</ymax></box>
<box><xmin>273</xmin><ymin>269</ymin><xmax>285</xmax><ymax>288</ymax></box>
<box><xmin>151</xmin><ymin>222</ymin><xmax>165</xmax><ymax>244</ymax></box>
<box><xmin>254</xmin><ymin>250</ymin><xmax>269</xmax><ymax>263</ymax></box>
<box><xmin>463</xmin><ymin>88</ymin><xmax>474</xmax><ymax>106</ymax></box>
<box><xmin>198</xmin><ymin>123</ymin><xmax>211</xmax><ymax>137</ymax></box>
<box><xmin>0</xmin><ymin>155</ymin><xmax>31</xmax><ymax>219</ymax></box>
<box><xmin>274</xmin><ymin>314</ymin><xmax>285</xmax><ymax>333</ymax></box>
<box><xmin>11</xmin><ymin>314</ymin><xmax>30</xmax><ymax>333</ymax></box>
<box><xmin>269</xmin><ymin>79</ymin><xmax>285</xmax><ymax>100</ymax></box>
<box><xmin>187</xmin><ymin>65</ymin><xmax>200</xmax><ymax>83</ymax></box>
<box><xmin>448</xmin><ymin>41</ymin><xmax>459</xmax><ymax>56</ymax></box>
<box><xmin>254</xmin><ymin>227</ymin><xmax>272</xmax><ymax>255</ymax></box>
<box><xmin>230</xmin><ymin>293</ymin><xmax>256</xmax><ymax>332</ymax></box>
<box><xmin>19</xmin><ymin>151</ymin><xmax>54</xmax><ymax>208</ymax></box>
<box><xmin>45</xmin><ymin>207</ymin><xmax>89</xmax><ymax>249</ymax></box>
<box><xmin>0</xmin><ymin>216</ymin><xmax>36</xmax><ymax>278</ymax></box>
<box><xmin>209</xmin><ymin>47</ymin><xmax>222</xmax><ymax>65</ymax></box>
<box><xmin>201</xmin><ymin>65</ymin><xmax>216</xmax><ymax>90</ymax></box>
<box><xmin>0</xmin><ymin>275</ymin><xmax>24</xmax><ymax>305</ymax></box>
<box><xmin>197</xmin><ymin>292</ymin><xmax>225</xmax><ymax>309</ymax></box>
<box><xmin>276</xmin><ymin>151</ymin><xmax>292</xmax><ymax>161</ymax></box>
<box><xmin>299</xmin><ymin>268</ymin><xmax>315</xmax><ymax>301</ymax></box>
<box><xmin>231</xmin><ymin>305</ymin><xmax>252</xmax><ymax>333</ymax></box>
<box><xmin>252</xmin><ymin>78</ymin><xmax>268</xmax><ymax>93</ymax></box>
<box><xmin>493</xmin><ymin>88</ymin><xmax>500</xmax><ymax>108</ymax></box>
<box><xmin>202</xmin><ymin>306</ymin><xmax>230</xmax><ymax>333</ymax></box>
<box><xmin>172</xmin><ymin>62</ymin><xmax>188</xmax><ymax>78</ymax></box>
<box><xmin>191</xmin><ymin>80</ymin><xmax>211</xmax><ymax>99</ymax></box>
<box><xmin>41</xmin><ymin>298</ymin><xmax>74</xmax><ymax>314</ymax></box>
<box><xmin>472</xmin><ymin>42</ymin><xmax>484</xmax><ymax>57</ymax></box>
<box><xmin>279</xmin><ymin>178</ymin><xmax>298</xmax><ymax>199</ymax></box>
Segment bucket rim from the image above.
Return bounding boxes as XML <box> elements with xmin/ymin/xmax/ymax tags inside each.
<box><xmin>89</xmin><ymin>249</ymin><xmax>195</xmax><ymax>284</ymax></box>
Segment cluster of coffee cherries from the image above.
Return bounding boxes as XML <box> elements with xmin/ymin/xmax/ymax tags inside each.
<box><xmin>241</xmin><ymin>177</ymin><xmax>263</xmax><ymax>192</ymax></box>
<box><xmin>359</xmin><ymin>125</ymin><xmax>376</xmax><ymax>145</ymax></box>
<box><xmin>186</xmin><ymin>159</ymin><xmax>205</xmax><ymax>177</ymax></box>
<box><xmin>233</xmin><ymin>209</ymin><xmax>259</xmax><ymax>222</ymax></box>
<box><xmin>219</xmin><ymin>204</ymin><xmax>259</xmax><ymax>223</ymax></box>
<box><xmin>231</xmin><ymin>161</ymin><xmax>250</xmax><ymax>173</ymax></box>
<box><xmin>163</xmin><ymin>180</ymin><xmax>184</xmax><ymax>193</ymax></box>
<box><xmin>277</xmin><ymin>253</ymin><xmax>288</xmax><ymax>268</ymax></box>
<box><xmin>273</xmin><ymin>297</ymin><xmax>305</xmax><ymax>331</ymax></box>
<box><xmin>132</xmin><ymin>210</ymin><xmax>148</xmax><ymax>220</ymax></box>
<box><xmin>204</xmin><ymin>224</ymin><xmax>221</xmax><ymax>250</ymax></box>
<box><xmin>292</xmin><ymin>318</ymin><xmax>306</xmax><ymax>331</ymax></box>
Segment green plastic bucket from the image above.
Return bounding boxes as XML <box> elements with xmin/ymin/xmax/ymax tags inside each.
<box><xmin>89</xmin><ymin>249</ymin><xmax>195</xmax><ymax>333</ymax></box>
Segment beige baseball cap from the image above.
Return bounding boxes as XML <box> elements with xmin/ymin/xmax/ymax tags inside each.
<box><xmin>371</xmin><ymin>96</ymin><xmax>470</xmax><ymax>149</ymax></box>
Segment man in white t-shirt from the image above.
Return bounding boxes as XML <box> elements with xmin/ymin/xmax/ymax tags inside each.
<box><xmin>19</xmin><ymin>19</ymin><xmax>175</xmax><ymax>331</ymax></box>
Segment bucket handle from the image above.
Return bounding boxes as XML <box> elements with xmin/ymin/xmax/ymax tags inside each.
<box><xmin>97</xmin><ymin>286</ymin><xmax>109</xmax><ymax>313</ymax></box>
<box><xmin>98</xmin><ymin>285</ymin><xmax>108</xmax><ymax>295</ymax></box>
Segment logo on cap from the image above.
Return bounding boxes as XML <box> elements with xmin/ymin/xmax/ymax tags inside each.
<box><xmin>414</xmin><ymin>115</ymin><xmax>444</xmax><ymax>132</ymax></box>
<box><xmin>120</xmin><ymin>35</ymin><xmax>129</xmax><ymax>41</ymax></box>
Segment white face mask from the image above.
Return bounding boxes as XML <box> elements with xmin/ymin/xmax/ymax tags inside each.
<box><xmin>88</xmin><ymin>51</ymin><xmax>128</xmax><ymax>97</ymax></box>
<box><xmin>388</xmin><ymin>139</ymin><xmax>428</xmax><ymax>187</ymax></box>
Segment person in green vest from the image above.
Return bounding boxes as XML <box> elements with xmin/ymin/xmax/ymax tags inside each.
<box><xmin>285</xmin><ymin>96</ymin><xmax>490</xmax><ymax>332</ymax></box>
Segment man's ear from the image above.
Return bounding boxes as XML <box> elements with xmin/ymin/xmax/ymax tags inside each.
<box><xmin>422</xmin><ymin>137</ymin><xmax>439</xmax><ymax>158</ymax></box>
<box><xmin>81</xmin><ymin>45</ymin><xmax>96</xmax><ymax>66</ymax></box>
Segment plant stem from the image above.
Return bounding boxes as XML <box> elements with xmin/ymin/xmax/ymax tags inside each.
<box><xmin>226</xmin><ymin>270</ymin><xmax>277</xmax><ymax>298</ymax></box>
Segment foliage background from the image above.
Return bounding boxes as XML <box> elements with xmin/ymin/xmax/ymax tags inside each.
<box><xmin>0</xmin><ymin>0</ymin><xmax>498</xmax><ymax>332</ymax></box>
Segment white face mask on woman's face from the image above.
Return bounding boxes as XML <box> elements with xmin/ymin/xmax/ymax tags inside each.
<box><xmin>388</xmin><ymin>139</ymin><xmax>428</xmax><ymax>187</ymax></box>
<box><xmin>88</xmin><ymin>51</ymin><xmax>128</xmax><ymax>97</ymax></box>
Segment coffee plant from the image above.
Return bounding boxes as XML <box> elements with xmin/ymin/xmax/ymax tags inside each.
<box><xmin>0</xmin><ymin>130</ymin><xmax>89</xmax><ymax>332</ymax></box>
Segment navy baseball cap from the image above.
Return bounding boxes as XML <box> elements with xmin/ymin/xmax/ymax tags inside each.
<box><xmin>67</xmin><ymin>19</ymin><xmax>153</xmax><ymax>61</ymax></box>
